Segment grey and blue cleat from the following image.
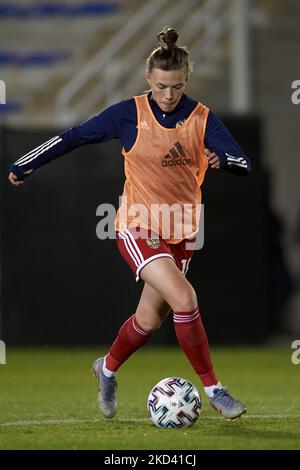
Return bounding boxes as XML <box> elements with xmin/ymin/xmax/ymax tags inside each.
<box><xmin>209</xmin><ymin>387</ymin><xmax>246</xmax><ymax>420</ymax></box>
<box><xmin>92</xmin><ymin>357</ymin><xmax>117</xmax><ymax>419</ymax></box>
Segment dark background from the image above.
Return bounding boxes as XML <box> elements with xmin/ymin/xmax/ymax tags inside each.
<box><xmin>1</xmin><ymin>116</ymin><xmax>282</xmax><ymax>346</ymax></box>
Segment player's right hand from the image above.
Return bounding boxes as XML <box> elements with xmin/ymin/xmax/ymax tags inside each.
<box><xmin>8</xmin><ymin>169</ymin><xmax>33</xmax><ymax>186</ymax></box>
<box><xmin>8</xmin><ymin>172</ymin><xmax>23</xmax><ymax>186</ymax></box>
<box><xmin>8</xmin><ymin>170</ymin><xmax>33</xmax><ymax>186</ymax></box>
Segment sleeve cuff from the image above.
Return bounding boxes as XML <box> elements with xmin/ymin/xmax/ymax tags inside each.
<box><xmin>9</xmin><ymin>164</ymin><xmax>25</xmax><ymax>180</ymax></box>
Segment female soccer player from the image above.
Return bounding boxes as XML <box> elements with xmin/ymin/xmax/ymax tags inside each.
<box><xmin>9</xmin><ymin>27</ymin><xmax>251</xmax><ymax>420</ymax></box>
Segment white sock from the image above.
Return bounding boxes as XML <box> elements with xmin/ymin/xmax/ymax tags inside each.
<box><xmin>204</xmin><ymin>381</ymin><xmax>222</xmax><ymax>398</ymax></box>
<box><xmin>102</xmin><ymin>356</ymin><xmax>115</xmax><ymax>378</ymax></box>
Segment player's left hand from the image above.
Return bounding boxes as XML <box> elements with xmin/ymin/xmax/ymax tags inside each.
<box><xmin>205</xmin><ymin>148</ymin><xmax>220</xmax><ymax>169</ymax></box>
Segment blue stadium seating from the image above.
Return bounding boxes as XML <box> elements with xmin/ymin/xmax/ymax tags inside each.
<box><xmin>0</xmin><ymin>100</ymin><xmax>23</xmax><ymax>114</ymax></box>
<box><xmin>0</xmin><ymin>52</ymin><xmax>14</xmax><ymax>66</ymax></box>
<box><xmin>0</xmin><ymin>51</ymin><xmax>71</xmax><ymax>66</ymax></box>
<box><xmin>18</xmin><ymin>52</ymin><xmax>71</xmax><ymax>66</ymax></box>
<box><xmin>0</xmin><ymin>3</ymin><xmax>122</xmax><ymax>17</ymax></box>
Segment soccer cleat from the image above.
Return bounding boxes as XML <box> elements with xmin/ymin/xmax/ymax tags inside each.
<box><xmin>208</xmin><ymin>387</ymin><xmax>246</xmax><ymax>420</ymax></box>
<box><xmin>92</xmin><ymin>357</ymin><xmax>117</xmax><ymax>419</ymax></box>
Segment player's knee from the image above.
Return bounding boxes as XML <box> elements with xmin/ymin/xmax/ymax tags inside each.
<box><xmin>137</xmin><ymin>316</ymin><xmax>161</xmax><ymax>334</ymax></box>
<box><xmin>173</xmin><ymin>287</ymin><xmax>198</xmax><ymax>313</ymax></box>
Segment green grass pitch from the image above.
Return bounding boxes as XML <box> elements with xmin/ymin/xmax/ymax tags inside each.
<box><xmin>0</xmin><ymin>346</ymin><xmax>299</xmax><ymax>450</ymax></box>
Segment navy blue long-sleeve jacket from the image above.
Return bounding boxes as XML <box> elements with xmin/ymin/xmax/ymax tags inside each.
<box><xmin>9</xmin><ymin>93</ymin><xmax>251</xmax><ymax>179</ymax></box>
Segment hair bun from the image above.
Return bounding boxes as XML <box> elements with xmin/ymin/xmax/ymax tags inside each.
<box><xmin>158</xmin><ymin>27</ymin><xmax>179</xmax><ymax>50</ymax></box>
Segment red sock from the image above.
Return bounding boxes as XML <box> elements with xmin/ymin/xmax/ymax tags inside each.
<box><xmin>173</xmin><ymin>308</ymin><xmax>218</xmax><ymax>387</ymax></box>
<box><xmin>105</xmin><ymin>314</ymin><xmax>151</xmax><ymax>372</ymax></box>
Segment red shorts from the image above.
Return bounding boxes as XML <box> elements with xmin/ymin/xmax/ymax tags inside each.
<box><xmin>116</xmin><ymin>227</ymin><xmax>195</xmax><ymax>282</ymax></box>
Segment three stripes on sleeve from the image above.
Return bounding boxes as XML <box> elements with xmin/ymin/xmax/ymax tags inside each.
<box><xmin>14</xmin><ymin>136</ymin><xmax>63</xmax><ymax>167</ymax></box>
<box><xmin>225</xmin><ymin>153</ymin><xmax>248</xmax><ymax>169</ymax></box>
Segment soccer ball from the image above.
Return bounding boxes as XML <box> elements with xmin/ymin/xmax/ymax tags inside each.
<box><xmin>147</xmin><ymin>377</ymin><xmax>201</xmax><ymax>429</ymax></box>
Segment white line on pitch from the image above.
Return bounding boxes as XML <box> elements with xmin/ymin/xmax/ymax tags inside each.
<box><xmin>1</xmin><ymin>415</ymin><xmax>300</xmax><ymax>427</ymax></box>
